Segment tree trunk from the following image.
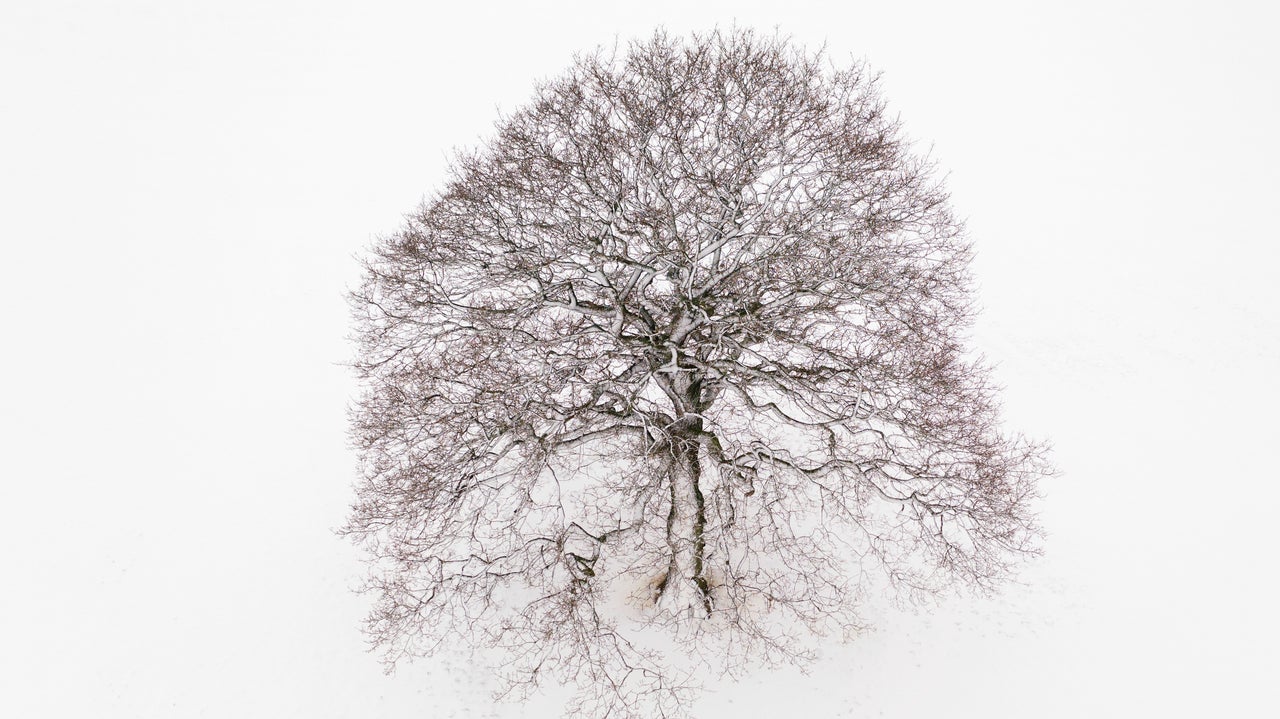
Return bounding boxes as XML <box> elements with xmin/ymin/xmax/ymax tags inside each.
<box><xmin>657</xmin><ymin>426</ymin><xmax>712</xmax><ymax>616</ymax></box>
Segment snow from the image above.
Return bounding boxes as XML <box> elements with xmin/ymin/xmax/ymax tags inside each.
<box><xmin>2</xmin><ymin>1</ymin><xmax>1278</xmax><ymax>717</ymax></box>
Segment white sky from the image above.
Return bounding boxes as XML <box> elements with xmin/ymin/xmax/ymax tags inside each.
<box><xmin>2</xmin><ymin>1</ymin><xmax>1278</xmax><ymax>717</ymax></box>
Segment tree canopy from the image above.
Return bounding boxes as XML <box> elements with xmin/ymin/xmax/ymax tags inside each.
<box><xmin>346</xmin><ymin>28</ymin><xmax>1047</xmax><ymax>718</ymax></box>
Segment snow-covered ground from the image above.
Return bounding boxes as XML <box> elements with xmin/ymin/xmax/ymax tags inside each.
<box><xmin>3</xmin><ymin>1</ymin><xmax>1277</xmax><ymax>717</ymax></box>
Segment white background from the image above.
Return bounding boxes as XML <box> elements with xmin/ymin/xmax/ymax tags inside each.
<box><xmin>3</xmin><ymin>1</ymin><xmax>1278</xmax><ymax>716</ymax></box>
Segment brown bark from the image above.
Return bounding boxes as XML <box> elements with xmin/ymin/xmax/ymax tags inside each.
<box><xmin>657</xmin><ymin>430</ymin><xmax>711</xmax><ymax>615</ymax></box>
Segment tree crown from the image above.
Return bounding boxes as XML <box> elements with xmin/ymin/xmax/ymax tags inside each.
<box><xmin>347</xmin><ymin>28</ymin><xmax>1046</xmax><ymax>719</ymax></box>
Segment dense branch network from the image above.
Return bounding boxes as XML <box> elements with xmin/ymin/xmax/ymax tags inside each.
<box><xmin>346</xmin><ymin>28</ymin><xmax>1047</xmax><ymax>718</ymax></box>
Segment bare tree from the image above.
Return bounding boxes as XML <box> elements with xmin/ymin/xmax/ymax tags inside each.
<box><xmin>346</xmin><ymin>28</ymin><xmax>1048</xmax><ymax>718</ymax></box>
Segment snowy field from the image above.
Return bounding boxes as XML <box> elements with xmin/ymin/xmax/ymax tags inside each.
<box><xmin>3</xmin><ymin>1</ymin><xmax>1277</xmax><ymax>717</ymax></box>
